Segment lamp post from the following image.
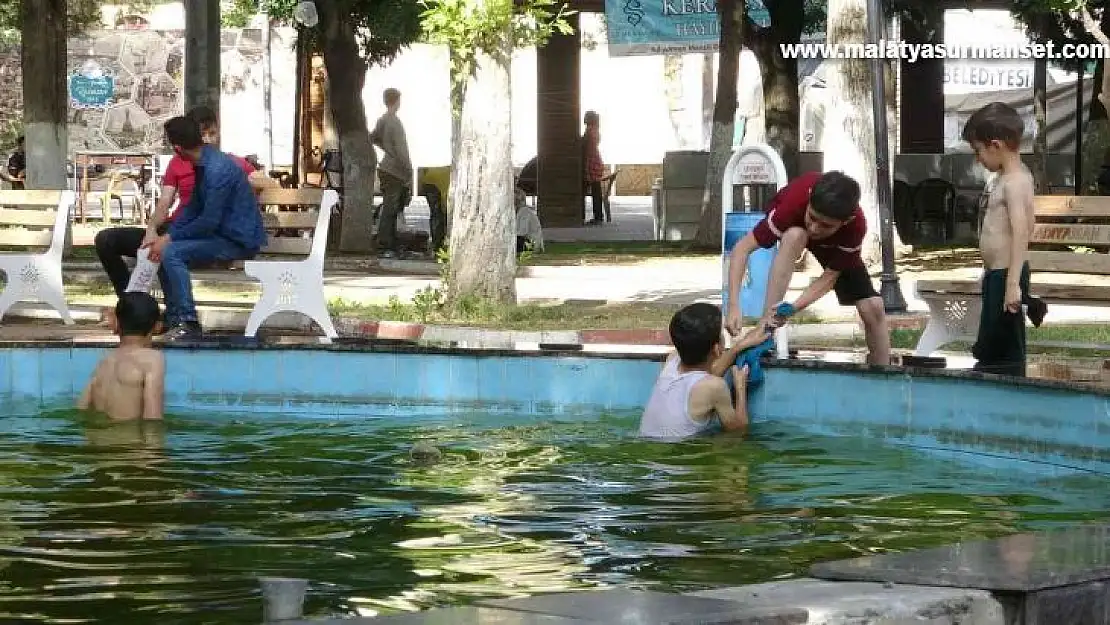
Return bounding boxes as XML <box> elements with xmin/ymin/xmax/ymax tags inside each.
<box><xmin>866</xmin><ymin>0</ymin><xmax>906</xmax><ymax>313</ymax></box>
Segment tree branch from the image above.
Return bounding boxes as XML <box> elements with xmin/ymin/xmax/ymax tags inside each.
<box><xmin>1076</xmin><ymin>5</ymin><xmax>1110</xmax><ymax>109</ymax></box>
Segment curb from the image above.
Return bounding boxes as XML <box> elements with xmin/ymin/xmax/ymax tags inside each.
<box><xmin>4</xmin><ymin>304</ymin><xmax>929</xmax><ymax>348</ymax></box>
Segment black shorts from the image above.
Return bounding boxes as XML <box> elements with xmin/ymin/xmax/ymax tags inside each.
<box><xmin>833</xmin><ymin>266</ymin><xmax>880</xmax><ymax>305</ymax></box>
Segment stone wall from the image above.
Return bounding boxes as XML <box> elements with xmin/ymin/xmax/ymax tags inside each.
<box><xmin>0</xmin><ymin>26</ymin><xmax>294</xmax><ymax>160</ymax></box>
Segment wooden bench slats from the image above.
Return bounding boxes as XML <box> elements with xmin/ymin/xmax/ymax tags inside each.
<box><xmin>258</xmin><ymin>188</ymin><xmax>324</xmax><ymax>206</ymax></box>
<box><xmin>1031</xmin><ymin>223</ymin><xmax>1110</xmax><ymax>246</ymax></box>
<box><xmin>1029</xmin><ymin>251</ymin><xmax>1110</xmax><ymax>274</ymax></box>
<box><xmin>261</xmin><ymin>211</ymin><xmax>318</xmax><ymax>229</ymax></box>
<box><xmin>1034</xmin><ymin>195</ymin><xmax>1110</xmax><ymax>219</ymax></box>
<box><xmin>0</xmin><ymin>190</ymin><xmax>67</xmax><ymax>207</ymax></box>
<box><xmin>261</xmin><ymin>236</ymin><xmax>312</xmax><ymax>255</ymax></box>
<box><xmin>0</xmin><ymin>229</ymin><xmax>53</xmax><ymax>247</ymax></box>
<box><xmin>0</xmin><ymin>209</ymin><xmax>57</xmax><ymax>227</ymax></box>
<box><xmin>917</xmin><ymin>280</ymin><xmax>1110</xmax><ymax>303</ymax></box>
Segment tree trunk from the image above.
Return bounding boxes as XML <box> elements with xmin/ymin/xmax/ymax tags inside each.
<box><xmin>317</xmin><ymin>0</ymin><xmax>377</xmax><ymax>254</ymax></box>
<box><xmin>752</xmin><ymin>0</ymin><xmax>803</xmax><ymax>178</ymax></box>
<box><xmin>1080</xmin><ymin>8</ymin><xmax>1110</xmax><ymax>194</ymax></box>
<box><xmin>663</xmin><ymin>55</ymin><xmax>686</xmax><ymax>147</ymax></box>
<box><xmin>1032</xmin><ymin>53</ymin><xmax>1049</xmax><ymax>194</ymax></box>
<box><xmin>701</xmin><ymin>53</ymin><xmax>715</xmax><ymax>147</ymax></box>
<box><xmin>692</xmin><ymin>0</ymin><xmax>743</xmax><ymax>250</ymax></box>
<box><xmin>821</xmin><ymin>0</ymin><xmax>882</xmax><ymax>266</ymax></box>
<box><xmin>21</xmin><ymin>0</ymin><xmax>67</xmax><ymax>190</ymax></box>
<box><xmin>446</xmin><ymin>23</ymin><xmax>516</xmax><ymax>305</ymax></box>
<box><xmin>449</xmin><ymin>48</ymin><xmax>465</xmax><ymax>161</ymax></box>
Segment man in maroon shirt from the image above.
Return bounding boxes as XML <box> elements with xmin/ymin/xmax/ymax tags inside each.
<box><xmin>724</xmin><ymin>170</ymin><xmax>889</xmax><ymax>365</ymax></box>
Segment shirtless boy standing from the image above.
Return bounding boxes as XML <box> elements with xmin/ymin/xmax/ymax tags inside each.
<box><xmin>78</xmin><ymin>292</ymin><xmax>166</xmax><ymax>420</ymax></box>
<box><xmin>962</xmin><ymin>102</ymin><xmax>1048</xmax><ymax>377</ymax></box>
<box><xmin>639</xmin><ymin>303</ymin><xmax>771</xmax><ymax>440</ymax></box>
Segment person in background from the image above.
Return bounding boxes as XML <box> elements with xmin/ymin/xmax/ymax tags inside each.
<box><xmin>582</xmin><ymin>111</ymin><xmax>606</xmax><ymax>225</ymax></box>
<box><xmin>515</xmin><ymin>187</ymin><xmax>544</xmax><ymax>254</ymax></box>
<box><xmin>371</xmin><ymin>88</ymin><xmax>413</xmax><ymax>259</ymax></box>
<box><xmin>77</xmin><ymin>292</ymin><xmax>165</xmax><ymax>421</ymax></box>
<box><xmin>145</xmin><ymin>116</ymin><xmax>266</xmax><ymax>340</ymax></box>
<box><xmin>639</xmin><ymin>303</ymin><xmax>770</xmax><ymax>440</ymax></box>
<box><xmin>961</xmin><ymin>102</ymin><xmax>1048</xmax><ymax>376</ymax></box>
<box><xmin>3</xmin><ymin>136</ymin><xmax>25</xmax><ymax>189</ymax></box>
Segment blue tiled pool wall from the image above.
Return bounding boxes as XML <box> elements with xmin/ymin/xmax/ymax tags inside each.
<box><xmin>3</xmin><ymin>347</ymin><xmax>1109</xmax><ymax>473</ymax></box>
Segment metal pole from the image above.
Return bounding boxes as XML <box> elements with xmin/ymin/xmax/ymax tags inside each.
<box><xmin>262</xmin><ymin>9</ymin><xmax>274</xmax><ymax>170</ymax></box>
<box><xmin>866</xmin><ymin>0</ymin><xmax>906</xmax><ymax>313</ymax></box>
<box><xmin>292</xmin><ymin>29</ymin><xmax>305</xmax><ymax>186</ymax></box>
<box><xmin>1075</xmin><ymin>69</ymin><xmax>1085</xmax><ymax>195</ymax></box>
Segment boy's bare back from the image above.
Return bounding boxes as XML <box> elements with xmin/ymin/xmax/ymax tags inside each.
<box><xmin>78</xmin><ymin>346</ymin><xmax>165</xmax><ymax>421</ymax></box>
<box><xmin>979</xmin><ymin>166</ymin><xmax>1035</xmax><ymax>271</ymax></box>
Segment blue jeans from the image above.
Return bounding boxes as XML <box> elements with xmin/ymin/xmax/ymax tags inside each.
<box><xmin>159</xmin><ymin>237</ymin><xmax>255</xmax><ymax>325</ymax></box>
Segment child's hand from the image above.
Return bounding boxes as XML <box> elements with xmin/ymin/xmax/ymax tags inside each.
<box><xmin>730</xmin><ymin>364</ymin><xmax>750</xmax><ymax>389</ymax></box>
<box><xmin>741</xmin><ymin>325</ymin><xmax>772</xmax><ymax>348</ymax></box>
<box><xmin>1004</xmin><ymin>283</ymin><xmax>1022</xmax><ymax>314</ymax></box>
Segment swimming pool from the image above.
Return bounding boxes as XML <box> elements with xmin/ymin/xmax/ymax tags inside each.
<box><xmin>0</xmin><ymin>341</ymin><xmax>1108</xmax><ymax>623</ymax></box>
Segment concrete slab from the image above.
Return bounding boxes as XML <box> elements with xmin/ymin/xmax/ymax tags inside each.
<box><xmin>284</xmin><ymin>606</ymin><xmax>583</xmax><ymax>624</ymax></box>
<box><xmin>476</xmin><ymin>589</ymin><xmax>807</xmax><ymax>624</ymax></box>
<box><xmin>691</xmin><ymin>579</ymin><xmax>1005</xmax><ymax>625</ymax></box>
<box><xmin>810</xmin><ymin>526</ymin><xmax>1110</xmax><ymax>592</ymax></box>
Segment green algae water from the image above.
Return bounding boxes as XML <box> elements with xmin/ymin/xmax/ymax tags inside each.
<box><xmin>0</xmin><ymin>406</ymin><xmax>1108</xmax><ymax>623</ymax></box>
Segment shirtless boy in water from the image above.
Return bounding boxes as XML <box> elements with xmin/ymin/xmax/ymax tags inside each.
<box><xmin>962</xmin><ymin>102</ymin><xmax>1048</xmax><ymax>377</ymax></box>
<box><xmin>78</xmin><ymin>292</ymin><xmax>166</xmax><ymax>420</ymax></box>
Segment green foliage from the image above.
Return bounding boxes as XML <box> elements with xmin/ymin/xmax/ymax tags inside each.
<box><xmin>0</xmin><ymin>0</ymin><xmax>103</xmax><ymax>39</ymax></box>
<box><xmin>1012</xmin><ymin>0</ymin><xmax>1107</xmax><ymax>73</ymax></box>
<box><xmin>226</xmin><ymin>0</ymin><xmax>423</xmax><ymax>66</ymax></box>
<box><xmin>420</xmin><ymin>0</ymin><xmax>573</xmax><ymax>107</ymax></box>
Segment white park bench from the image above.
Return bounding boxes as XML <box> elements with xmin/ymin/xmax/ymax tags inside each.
<box><xmin>244</xmin><ymin>188</ymin><xmax>340</xmax><ymax>342</ymax></box>
<box><xmin>0</xmin><ymin>190</ymin><xmax>77</xmax><ymax>324</ymax></box>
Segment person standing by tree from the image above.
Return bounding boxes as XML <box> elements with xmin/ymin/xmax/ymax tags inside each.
<box><xmin>371</xmin><ymin>88</ymin><xmax>413</xmax><ymax>259</ymax></box>
<box><xmin>582</xmin><ymin>111</ymin><xmax>606</xmax><ymax>225</ymax></box>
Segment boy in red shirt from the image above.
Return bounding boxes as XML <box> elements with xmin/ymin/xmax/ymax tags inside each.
<box><xmin>724</xmin><ymin>170</ymin><xmax>890</xmax><ymax>365</ymax></box>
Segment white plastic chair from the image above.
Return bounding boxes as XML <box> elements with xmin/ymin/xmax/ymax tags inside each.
<box><xmin>0</xmin><ymin>190</ymin><xmax>76</xmax><ymax>324</ymax></box>
<box><xmin>244</xmin><ymin>189</ymin><xmax>339</xmax><ymax>342</ymax></box>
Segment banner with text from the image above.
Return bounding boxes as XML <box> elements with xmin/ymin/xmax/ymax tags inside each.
<box><xmin>605</xmin><ymin>0</ymin><xmax>769</xmax><ymax>56</ymax></box>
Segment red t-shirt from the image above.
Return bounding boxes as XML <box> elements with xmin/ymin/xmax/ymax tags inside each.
<box><xmin>161</xmin><ymin>153</ymin><xmax>256</xmax><ymax>219</ymax></box>
<box><xmin>750</xmin><ymin>171</ymin><xmax>867</xmax><ymax>271</ymax></box>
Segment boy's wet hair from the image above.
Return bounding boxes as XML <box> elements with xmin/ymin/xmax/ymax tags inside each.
<box><xmin>164</xmin><ymin>116</ymin><xmax>203</xmax><ymax>150</ymax></box>
<box><xmin>669</xmin><ymin>302</ymin><xmax>722</xmax><ymax>366</ymax></box>
<box><xmin>115</xmin><ymin>292</ymin><xmax>161</xmax><ymax>337</ymax></box>
<box><xmin>962</xmin><ymin>102</ymin><xmax>1023</xmax><ymax>150</ymax></box>
<box><xmin>809</xmin><ymin>171</ymin><xmax>860</xmax><ymax>221</ymax></box>
<box><xmin>187</xmin><ymin>105</ymin><xmax>219</xmax><ymax>130</ymax></box>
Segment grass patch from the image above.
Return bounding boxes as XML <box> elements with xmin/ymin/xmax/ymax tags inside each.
<box><xmin>522</xmin><ymin>241</ymin><xmax>715</xmax><ymax>266</ymax></box>
<box><xmin>896</xmin><ymin>245</ymin><xmax>980</xmax><ymax>272</ymax></box>
<box><xmin>803</xmin><ymin>325</ymin><xmax>1110</xmax><ymax>358</ymax></box>
<box><xmin>329</xmin><ymin>295</ymin><xmax>824</xmax><ymax>332</ymax></box>
<box><xmin>330</xmin><ymin>298</ymin><xmax>685</xmax><ymax>331</ymax></box>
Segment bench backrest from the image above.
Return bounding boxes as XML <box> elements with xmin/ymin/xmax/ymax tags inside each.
<box><xmin>0</xmin><ymin>190</ymin><xmax>75</xmax><ymax>256</ymax></box>
<box><xmin>1031</xmin><ymin>195</ymin><xmax>1110</xmax><ymax>274</ymax></box>
<box><xmin>257</xmin><ymin>188</ymin><xmax>338</xmax><ymax>262</ymax></box>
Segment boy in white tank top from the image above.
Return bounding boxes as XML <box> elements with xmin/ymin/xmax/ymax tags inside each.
<box><xmin>639</xmin><ymin>303</ymin><xmax>771</xmax><ymax>440</ymax></box>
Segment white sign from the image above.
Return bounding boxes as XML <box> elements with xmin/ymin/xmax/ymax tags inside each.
<box><xmin>735</xmin><ymin>152</ymin><xmax>776</xmax><ymax>185</ymax></box>
<box><xmin>943</xmin><ymin>62</ymin><xmax>1032</xmax><ymax>93</ymax></box>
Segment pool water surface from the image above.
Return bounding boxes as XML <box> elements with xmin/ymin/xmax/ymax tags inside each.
<box><xmin>0</xmin><ymin>406</ymin><xmax>1108</xmax><ymax>624</ymax></box>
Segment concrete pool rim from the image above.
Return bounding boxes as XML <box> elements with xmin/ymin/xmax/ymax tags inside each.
<box><xmin>0</xmin><ymin>336</ymin><xmax>1103</xmax><ymax>399</ymax></box>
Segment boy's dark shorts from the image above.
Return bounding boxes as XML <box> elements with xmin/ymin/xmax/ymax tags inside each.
<box><xmin>832</xmin><ymin>266</ymin><xmax>880</xmax><ymax>306</ymax></box>
<box><xmin>972</xmin><ymin>263</ymin><xmax>1030</xmax><ymax>377</ymax></box>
